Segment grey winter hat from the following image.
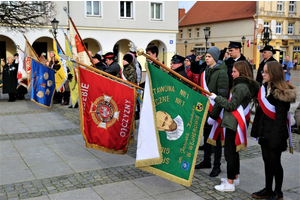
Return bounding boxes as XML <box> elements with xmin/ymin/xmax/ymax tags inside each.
<box><xmin>206</xmin><ymin>47</ymin><xmax>220</xmax><ymax>62</ymax></box>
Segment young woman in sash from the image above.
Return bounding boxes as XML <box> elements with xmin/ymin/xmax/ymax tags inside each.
<box><xmin>207</xmin><ymin>60</ymin><xmax>260</xmax><ymax>192</ymax></box>
<box><xmin>251</xmin><ymin>61</ymin><xmax>297</xmax><ymax>200</ymax></box>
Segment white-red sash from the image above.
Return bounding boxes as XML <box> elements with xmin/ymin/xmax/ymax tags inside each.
<box><xmin>229</xmin><ymin>93</ymin><xmax>250</xmax><ymax>151</ymax></box>
<box><xmin>120</xmin><ymin>68</ymin><xmax>127</xmax><ymax>81</ymax></box>
<box><xmin>200</xmin><ymin>71</ymin><xmax>226</xmax><ymax>146</ymax></box>
<box><xmin>258</xmin><ymin>85</ymin><xmax>293</xmax><ymax>153</ymax></box>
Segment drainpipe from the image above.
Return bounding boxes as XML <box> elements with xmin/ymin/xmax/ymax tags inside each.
<box><xmin>252</xmin><ymin>17</ymin><xmax>256</xmax><ymax>69</ymax></box>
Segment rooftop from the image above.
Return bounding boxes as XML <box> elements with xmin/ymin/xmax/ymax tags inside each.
<box><xmin>179</xmin><ymin>1</ymin><xmax>256</xmax><ymax>27</ymax></box>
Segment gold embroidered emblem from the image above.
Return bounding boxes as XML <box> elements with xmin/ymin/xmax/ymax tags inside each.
<box><xmin>90</xmin><ymin>94</ymin><xmax>119</xmax><ymax>129</ymax></box>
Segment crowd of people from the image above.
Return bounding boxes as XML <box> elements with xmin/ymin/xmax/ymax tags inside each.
<box><xmin>149</xmin><ymin>42</ymin><xmax>296</xmax><ymax>200</ymax></box>
<box><xmin>1</xmin><ymin>42</ymin><xmax>299</xmax><ymax>199</ymax></box>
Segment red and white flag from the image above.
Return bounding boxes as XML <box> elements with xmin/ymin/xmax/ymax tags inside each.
<box><xmin>78</xmin><ymin>66</ymin><xmax>136</xmax><ymax>154</ymax></box>
<box><xmin>17</xmin><ymin>50</ymin><xmax>28</xmax><ymax>89</ymax></box>
<box><xmin>69</xmin><ymin>20</ymin><xmax>91</xmax><ymax>66</ymax></box>
<box><xmin>247</xmin><ymin>39</ymin><xmax>251</xmax><ymax>47</ymax></box>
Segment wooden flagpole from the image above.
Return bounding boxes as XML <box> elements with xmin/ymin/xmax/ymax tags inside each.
<box><xmin>60</xmin><ymin>26</ymin><xmax>72</xmax><ymax>47</ymax></box>
<box><xmin>63</xmin><ymin>7</ymin><xmax>96</xmax><ymax>69</ymax></box>
<box><xmin>22</xmin><ymin>34</ymin><xmax>41</xmax><ymax>62</ymax></box>
<box><xmin>70</xmin><ymin>59</ymin><xmax>143</xmax><ymax>90</ymax></box>
<box><xmin>49</xmin><ymin>30</ymin><xmax>65</xmax><ymax>55</ymax></box>
<box><xmin>137</xmin><ymin>49</ymin><xmax>212</xmax><ymax>96</ymax></box>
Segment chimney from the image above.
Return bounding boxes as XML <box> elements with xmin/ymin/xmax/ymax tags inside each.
<box><xmin>178</xmin><ymin>8</ymin><xmax>185</xmax><ymax>21</ymax></box>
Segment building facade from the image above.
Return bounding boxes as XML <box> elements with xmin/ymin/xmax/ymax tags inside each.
<box><xmin>254</xmin><ymin>1</ymin><xmax>300</xmax><ymax>68</ymax></box>
<box><xmin>177</xmin><ymin>1</ymin><xmax>256</xmax><ymax>64</ymax></box>
<box><xmin>177</xmin><ymin>1</ymin><xmax>300</xmax><ymax>69</ymax></box>
<box><xmin>0</xmin><ymin>1</ymin><xmax>178</xmax><ymax>71</ymax></box>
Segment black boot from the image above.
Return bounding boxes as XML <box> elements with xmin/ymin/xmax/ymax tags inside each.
<box><xmin>209</xmin><ymin>166</ymin><xmax>221</xmax><ymax>177</ymax></box>
<box><xmin>266</xmin><ymin>191</ymin><xmax>283</xmax><ymax>200</ymax></box>
<box><xmin>252</xmin><ymin>188</ymin><xmax>273</xmax><ymax>199</ymax></box>
<box><xmin>195</xmin><ymin>161</ymin><xmax>211</xmax><ymax>169</ymax></box>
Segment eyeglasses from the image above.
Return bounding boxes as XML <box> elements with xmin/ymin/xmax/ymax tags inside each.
<box><xmin>184</xmin><ymin>59</ymin><xmax>190</xmax><ymax>62</ymax></box>
<box><xmin>261</xmin><ymin>71</ymin><xmax>268</xmax><ymax>74</ymax></box>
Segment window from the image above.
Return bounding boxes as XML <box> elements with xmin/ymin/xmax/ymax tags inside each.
<box><xmin>288</xmin><ymin>23</ymin><xmax>294</xmax><ymax>35</ymax></box>
<box><xmin>277</xmin><ymin>1</ymin><xmax>283</xmax><ymax>11</ymax></box>
<box><xmin>188</xmin><ymin>29</ymin><xmax>191</xmax><ymax>38</ymax></box>
<box><xmin>289</xmin><ymin>1</ymin><xmax>295</xmax><ymax>12</ymax></box>
<box><xmin>196</xmin><ymin>28</ymin><xmax>200</xmax><ymax>38</ymax></box>
<box><xmin>276</xmin><ymin>22</ymin><xmax>282</xmax><ymax>34</ymax></box>
<box><xmin>150</xmin><ymin>2</ymin><xmax>162</xmax><ymax>20</ymax></box>
<box><xmin>264</xmin><ymin>22</ymin><xmax>270</xmax><ymax>28</ymax></box>
<box><xmin>180</xmin><ymin>30</ymin><xmax>183</xmax><ymax>39</ymax></box>
<box><xmin>86</xmin><ymin>1</ymin><xmax>101</xmax><ymax>16</ymax></box>
<box><xmin>195</xmin><ymin>47</ymin><xmax>205</xmax><ymax>56</ymax></box>
<box><xmin>120</xmin><ymin>1</ymin><xmax>133</xmax><ymax>18</ymax></box>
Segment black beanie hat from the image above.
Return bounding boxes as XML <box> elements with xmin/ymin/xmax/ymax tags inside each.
<box><xmin>123</xmin><ymin>53</ymin><xmax>133</xmax><ymax>64</ymax></box>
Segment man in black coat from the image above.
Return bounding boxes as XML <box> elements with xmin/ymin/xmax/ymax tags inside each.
<box><xmin>170</xmin><ymin>54</ymin><xmax>188</xmax><ymax>79</ymax></box>
<box><xmin>225</xmin><ymin>41</ymin><xmax>253</xmax><ymax>89</ymax></box>
<box><xmin>2</xmin><ymin>57</ymin><xmax>18</xmax><ymax>102</ymax></box>
<box><xmin>92</xmin><ymin>53</ymin><xmax>106</xmax><ymax>71</ymax></box>
<box><xmin>104</xmin><ymin>52</ymin><xmax>121</xmax><ymax>77</ymax></box>
<box><xmin>255</xmin><ymin>45</ymin><xmax>277</xmax><ymax>85</ymax></box>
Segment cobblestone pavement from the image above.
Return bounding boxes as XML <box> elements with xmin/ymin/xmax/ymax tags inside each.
<box><xmin>0</xmin><ymin>69</ymin><xmax>299</xmax><ymax>200</ymax></box>
<box><xmin>0</xmin><ymin>102</ymin><xmax>299</xmax><ymax>200</ymax></box>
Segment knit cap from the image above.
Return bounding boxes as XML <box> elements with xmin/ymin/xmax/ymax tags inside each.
<box><xmin>186</xmin><ymin>55</ymin><xmax>196</xmax><ymax>63</ymax></box>
<box><xmin>207</xmin><ymin>47</ymin><xmax>220</xmax><ymax>62</ymax></box>
<box><xmin>123</xmin><ymin>53</ymin><xmax>133</xmax><ymax>64</ymax></box>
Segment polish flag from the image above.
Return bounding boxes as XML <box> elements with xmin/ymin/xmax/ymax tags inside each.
<box><xmin>247</xmin><ymin>39</ymin><xmax>251</xmax><ymax>47</ymax></box>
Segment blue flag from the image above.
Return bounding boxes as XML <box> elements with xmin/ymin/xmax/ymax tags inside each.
<box><xmin>30</xmin><ymin>59</ymin><xmax>55</xmax><ymax>108</ymax></box>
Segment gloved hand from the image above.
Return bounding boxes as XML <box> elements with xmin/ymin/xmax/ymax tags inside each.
<box><xmin>68</xmin><ymin>73</ymin><xmax>73</xmax><ymax>81</ymax></box>
<box><xmin>207</xmin><ymin>117</ymin><xmax>215</xmax><ymax>125</ymax></box>
<box><xmin>207</xmin><ymin>93</ymin><xmax>217</xmax><ymax>100</ymax></box>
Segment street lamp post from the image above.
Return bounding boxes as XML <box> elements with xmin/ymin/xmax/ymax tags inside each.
<box><xmin>203</xmin><ymin>27</ymin><xmax>210</xmax><ymax>52</ymax></box>
<box><xmin>261</xmin><ymin>27</ymin><xmax>272</xmax><ymax>46</ymax></box>
<box><xmin>241</xmin><ymin>36</ymin><xmax>246</xmax><ymax>55</ymax></box>
<box><xmin>51</xmin><ymin>18</ymin><xmax>59</xmax><ymax>37</ymax></box>
<box><xmin>184</xmin><ymin>41</ymin><xmax>188</xmax><ymax>56</ymax></box>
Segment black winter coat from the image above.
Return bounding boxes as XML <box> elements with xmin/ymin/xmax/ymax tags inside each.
<box><xmin>225</xmin><ymin>54</ymin><xmax>253</xmax><ymax>89</ymax></box>
<box><xmin>189</xmin><ymin>61</ymin><xmax>207</xmax><ymax>84</ymax></box>
<box><xmin>169</xmin><ymin>65</ymin><xmax>188</xmax><ymax>79</ymax></box>
<box><xmin>256</xmin><ymin>56</ymin><xmax>277</xmax><ymax>85</ymax></box>
<box><xmin>251</xmin><ymin>83</ymin><xmax>297</xmax><ymax>151</ymax></box>
<box><xmin>95</xmin><ymin>62</ymin><xmax>106</xmax><ymax>71</ymax></box>
<box><xmin>2</xmin><ymin>63</ymin><xmax>18</xmax><ymax>94</ymax></box>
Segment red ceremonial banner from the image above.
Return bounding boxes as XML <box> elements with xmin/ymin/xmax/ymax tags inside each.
<box><xmin>78</xmin><ymin>67</ymin><xmax>136</xmax><ymax>154</ymax></box>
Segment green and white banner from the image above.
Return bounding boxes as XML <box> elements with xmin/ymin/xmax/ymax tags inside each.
<box><xmin>135</xmin><ymin>62</ymin><xmax>209</xmax><ymax>187</ymax></box>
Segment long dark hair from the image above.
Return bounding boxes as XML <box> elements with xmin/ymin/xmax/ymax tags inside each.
<box><xmin>233</xmin><ymin>60</ymin><xmax>252</xmax><ymax>79</ymax></box>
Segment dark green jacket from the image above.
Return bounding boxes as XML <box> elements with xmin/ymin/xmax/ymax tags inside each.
<box><xmin>214</xmin><ymin>77</ymin><xmax>260</xmax><ymax>131</ymax></box>
<box><xmin>206</xmin><ymin>61</ymin><xmax>229</xmax><ymax>120</ymax></box>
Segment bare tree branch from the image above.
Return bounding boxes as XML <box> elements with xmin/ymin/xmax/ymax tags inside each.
<box><xmin>0</xmin><ymin>1</ymin><xmax>57</xmax><ymax>33</ymax></box>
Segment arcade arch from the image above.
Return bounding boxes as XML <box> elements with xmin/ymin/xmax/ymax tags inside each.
<box><xmin>32</xmin><ymin>36</ymin><xmax>53</xmax><ymax>60</ymax></box>
<box><xmin>0</xmin><ymin>35</ymin><xmax>17</xmax><ymax>62</ymax></box>
<box><xmin>146</xmin><ymin>40</ymin><xmax>167</xmax><ymax>65</ymax></box>
<box><xmin>83</xmin><ymin>38</ymin><xmax>101</xmax><ymax>56</ymax></box>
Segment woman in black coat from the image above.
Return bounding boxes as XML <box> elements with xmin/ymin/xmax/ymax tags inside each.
<box><xmin>251</xmin><ymin>61</ymin><xmax>297</xmax><ymax>200</ymax></box>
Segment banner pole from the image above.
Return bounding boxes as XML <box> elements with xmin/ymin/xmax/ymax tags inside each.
<box><xmin>49</xmin><ymin>30</ymin><xmax>66</xmax><ymax>55</ymax></box>
<box><xmin>68</xmin><ymin>58</ymin><xmax>143</xmax><ymax>90</ymax></box>
<box><xmin>63</xmin><ymin>6</ymin><xmax>96</xmax><ymax>69</ymax></box>
<box><xmin>22</xmin><ymin>34</ymin><xmax>41</xmax><ymax>62</ymax></box>
<box><xmin>137</xmin><ymin>49</ymin><xmax>211</xmax><ymax>96</ymax></box>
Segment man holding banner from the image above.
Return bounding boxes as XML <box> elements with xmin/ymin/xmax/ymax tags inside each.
<box><xmin>194</xmin><ymin>47</ymin><xmax>229</xmax><ymax>178</ymax></box>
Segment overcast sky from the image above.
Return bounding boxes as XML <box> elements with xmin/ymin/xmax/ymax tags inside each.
<box><xmin>178</xmin><ymin>1</ymin><xmax>196</xmax><ymax>12</ymax></box>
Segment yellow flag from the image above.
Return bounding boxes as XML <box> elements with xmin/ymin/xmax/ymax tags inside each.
<box><xmin>65</xmin><ymin>38</ymin><xmax>79</xmax><ymax>107</ymax></box>
<box><xmin>53</xmin><ymin>39</ymin><xmax>67</xmax><ymax>91</ymax></box>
